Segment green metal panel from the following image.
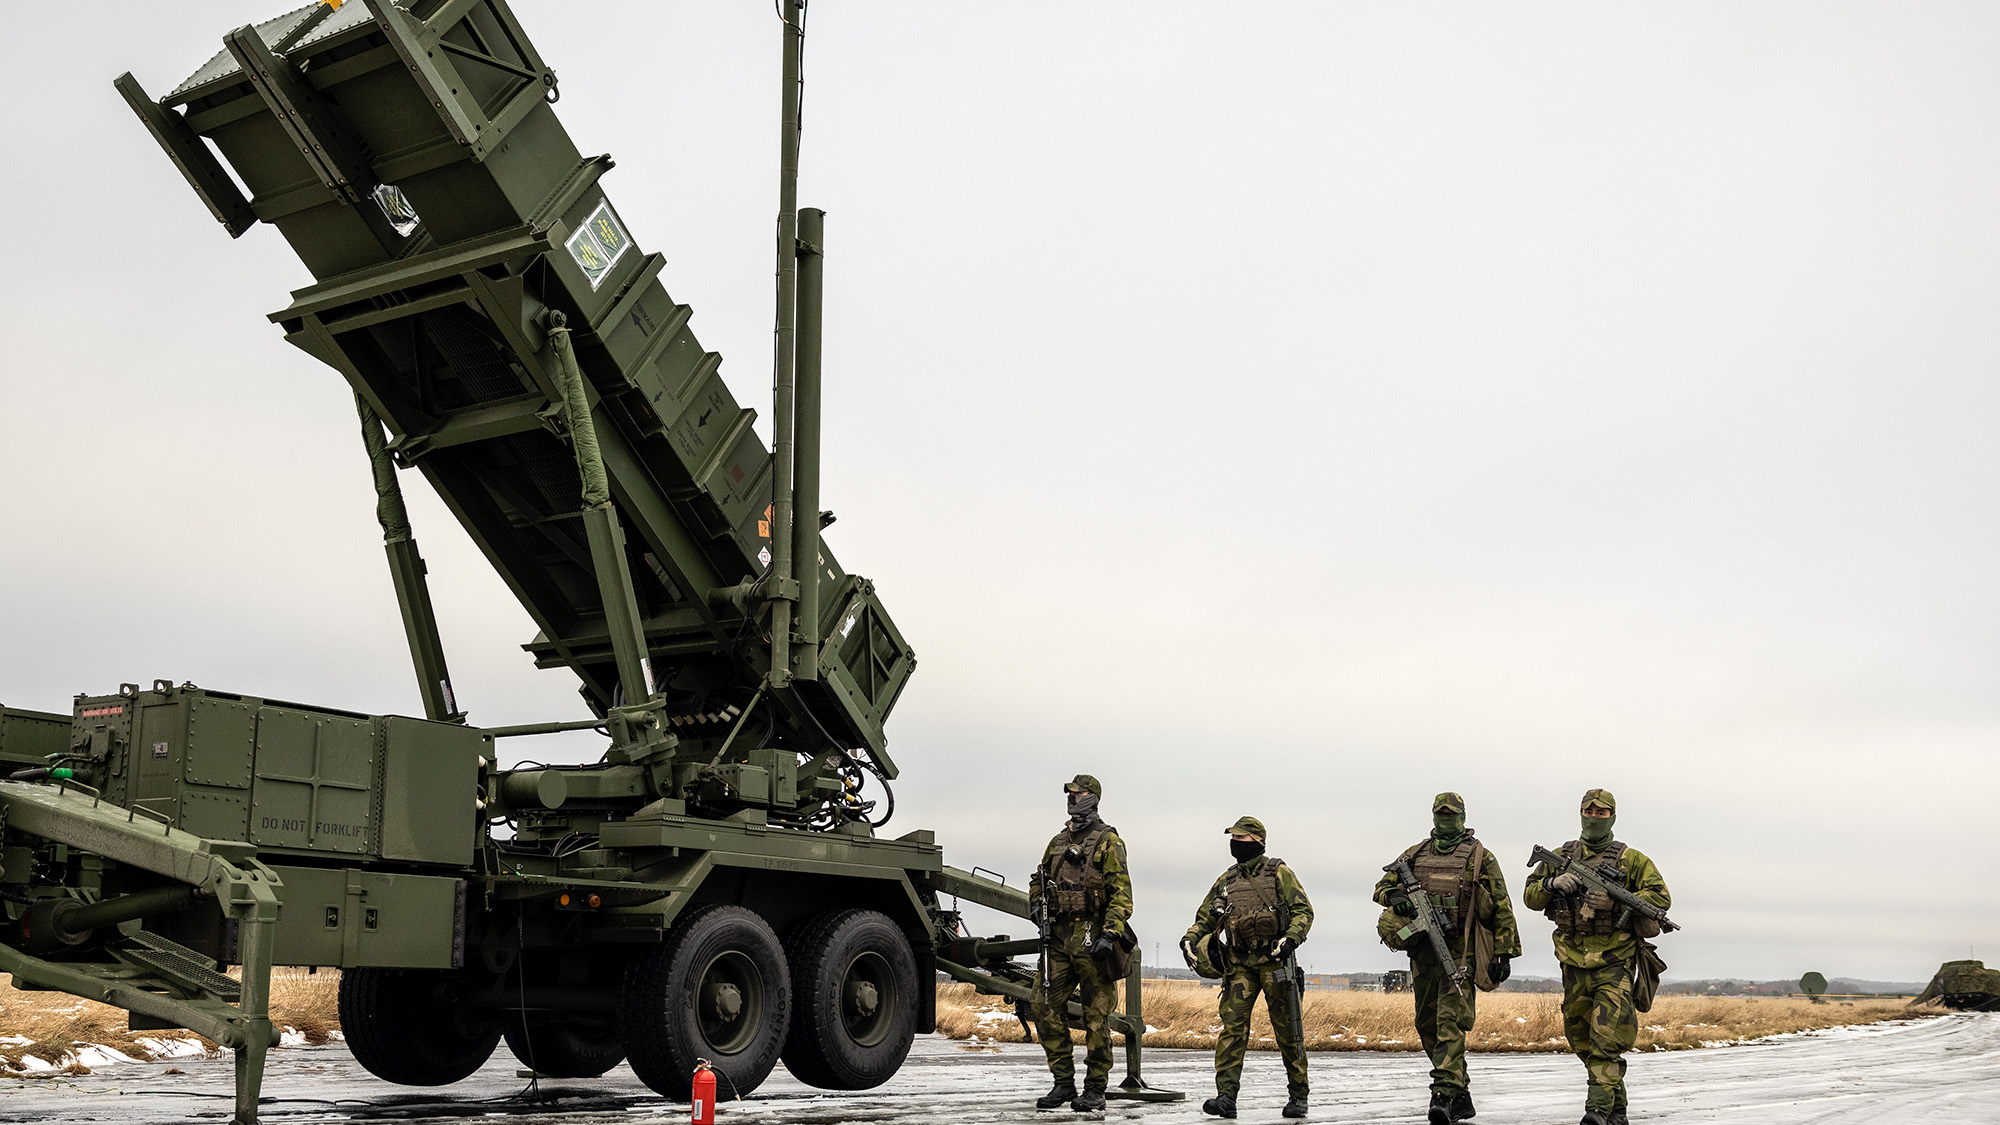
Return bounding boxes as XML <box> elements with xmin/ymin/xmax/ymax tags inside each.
<box><xmin>379</xmin><ymin>716</ymin><xmax>480</xmax><ymax>866</ymax></box>
<box><xmin>184</xmin><ymin>695</ymin><xmax>255</xmax><ymax>789</ymax></box>
<box><xmin>0</xmin><ymin>706</ymin><xmax>68</xmax><ymax>769</ymax></box>
<box><xmin>266</xmin><ymin>865</ymin><xmax>463</xmax><ymax>969</ymax></box>
<box><xmin>249</xmin><ymin>708</ymin><xmax>375</xmax><ymax>856</ymax></box>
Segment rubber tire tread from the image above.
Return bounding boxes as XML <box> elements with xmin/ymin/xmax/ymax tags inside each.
<box><xmin>339</xmin><ymin>967</ymin><xmax>501</xmax><ymax>1086</ymax></box>
<box><xmin>618</xmin><ymin>903</ymin><xmax>790</xmax><ymax>1100</ymax></box>
<box><xmin>780</xmin><ymin>907</ymin><xmax>919</xmax><ymax>1090</ymax></box>
<box><xmin>503</xmin><ymin>1012</ymin><xmax>626</xmax><ymax>1078</ymax></box>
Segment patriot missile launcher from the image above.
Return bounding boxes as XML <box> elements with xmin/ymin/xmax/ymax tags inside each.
<box><xmin>0</xmin><ymin>2</ymin><xmax>1177</xmax><ymax>1120</ymax></box>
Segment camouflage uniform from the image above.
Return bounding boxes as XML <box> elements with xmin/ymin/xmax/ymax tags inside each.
<box><xmin>1184</xmin><ymin>816</ymin><xmax>1314</xmax><ymax>1106</ymax></box>
<box><xmin>1521</xmin><ymin>789</ymin><xmax>1671</xmax><ymax>1121</ymax></box>
<box><xmin>1371</xmin><ymin>793</ymin><xmax>1521</xmax><ymax>1106</ymax></box>
<box><xmin>1026</xmin><ymin>776</ymin><xmax>1132</xmax><ymax>1095</ymax></box>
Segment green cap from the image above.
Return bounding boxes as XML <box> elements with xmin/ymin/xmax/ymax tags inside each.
<box><xmin>1225</xmin><ymin>815</ymin><xmax>1266</xmax><ymax>840</ymax></box>
<box><xmin>1581</xmin><ymin>788</ymin><xmax>1616</xmax><ymax>811</ymax></box>
<box><xmin>1432</xmin><ymin>791</ymin><xmax>1465</xmax><ymax>814</ymax></box>
<box><xmin>1065</xmin><ymin>774</ymin><xmax>1101</xmax><ymax>796</ymax></box>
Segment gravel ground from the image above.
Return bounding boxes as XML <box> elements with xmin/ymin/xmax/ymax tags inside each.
<box><xmin>0</xmin><ymin>1012</ymin><xmax>1991</xmax><ymax>1124</ymax></box>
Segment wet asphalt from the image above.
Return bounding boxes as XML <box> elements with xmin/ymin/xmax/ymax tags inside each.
<box><xmin>0</xmin><ymin>1013</ymin><xmax>1993</xmax><ymax>1124</ymax></box>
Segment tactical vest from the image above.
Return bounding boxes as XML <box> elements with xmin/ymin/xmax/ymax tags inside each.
<box><xmin>1223</xmin><ymin>856</ymin><xmax>1287</xmax><ymax>947</ymax></box>
<box><xmin>1407</xmin><ymin>837</ymin><xmax>1477</xmax><ymax>928</ymax></box>
<box><xmin>1045</xmin><ymin>821</ymin><xmax>1116</xmax><ymax>918</ymax></box>
<box><xmin>1543</xmin><ymin>839</ymin><xmax>1628</xmax><ymax>937</ymax></box>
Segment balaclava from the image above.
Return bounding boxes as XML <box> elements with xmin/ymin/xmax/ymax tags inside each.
<box><xmin>1579</xmin><ymin>788</ymin><xmax>1616</xmax><ymax>848</ymax></box>
<box><xmin>1230</xmin><ymin>837</ymin><xmax>1265</xmax><ymax>864</ymax></box>
<box><xmin>1431</xmin><ymin>791</ymin><xmax>1469</xmax><ymax>852</ymax></box>
<box><xmin>1067</xmin><ymin>789</ymin><xmax>1100</xmax><ymax>832</ymax></box>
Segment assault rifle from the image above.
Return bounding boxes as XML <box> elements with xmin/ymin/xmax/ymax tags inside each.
<box><xmin>1270</xmin><ymin>941</ymin><xmax>1307</xmax><ymax>1047</ymax></box>
<box><xmin>1527</xmin><ymin>844</ymin><xmax>1679</xmax><ymax>934</ymax></box>
<box><xmin>1034</xmin><ymin>869</ymin><xmax>1055</xmax><ymax>1003</ymax></box>
<box><xmin>1384</xmin><ymin>856</ymin><xmax>1466</xmax><ymax>996</ymax></box>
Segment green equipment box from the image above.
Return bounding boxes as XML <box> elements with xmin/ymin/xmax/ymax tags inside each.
<box><xmin>68</xmin><ymin>683</ymin><xmax>478</xmax><ymax>868</ymax></box>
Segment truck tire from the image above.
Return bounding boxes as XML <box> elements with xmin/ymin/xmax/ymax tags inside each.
<box><xmin>619</xmin><ymin>904</ymin><xmax>790</xmax><ymax>1099</ymax></box>
<box><xmin>503</xmin><ymin>1012</ymin><xmax>625</xmax><ymax>1078</ymax></box>
<box><xmin>780</xmin><ymin>908</ymin><xmax>919</xmax><ymax>1089</ymax></box>
<box><xmin>339</xmin><ymin>967</ymin><xmax>501</xmax><ymax>1085</ymax></box>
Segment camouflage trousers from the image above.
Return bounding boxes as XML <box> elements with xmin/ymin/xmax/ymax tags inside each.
<box><xmin>1560</xmin><ymin>960</ymin><xmax>1638</xmax><ymax>1113</ymax></box>
<box><xmin>1033</xmin><ymin>928</ymin><xmax>1120</xmax><ymax>1087</ymax></box>
<box><xmin>1411</xmin><ymin>942</ymin><xmax>1476</xmax><ymax>1095</ymax></box>
<box><xmin>1213</xmin><ymin>959</ymin><xmax>1309</xmax><ymax>1100</ymax></box>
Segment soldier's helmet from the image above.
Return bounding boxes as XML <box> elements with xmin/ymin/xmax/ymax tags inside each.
<box><xmin>1190</xmin><ymin>932</ymin><xmax>1228</xmax><ymax>979</ymax></box>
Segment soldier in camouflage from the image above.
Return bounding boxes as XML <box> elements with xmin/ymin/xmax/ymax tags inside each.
<box><xmin>1373</xmin><ymin>792</ymin><xmax>1521</xmax><ymax>1124</ymax></box>
<box><xmin>1522</xmin><ymin>789</ymin><xmax>1671</xmax><ymax>1125</ymax></box>
<box><xmin>1182</xmin><ymin>816</ymin><xmax>1314</xmax><ymax>1120</ymax></box>
<box><xmin>1027</xmin><ymin>774</ymin><xmax>1132</xmax><ymax>1113</ymax></box>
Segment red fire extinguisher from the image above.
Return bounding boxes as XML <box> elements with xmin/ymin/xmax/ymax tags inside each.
<box><xmin>692</xmin><ymin>1060</ymin><xmax>717</xmax><ymax>1125</ymax></box>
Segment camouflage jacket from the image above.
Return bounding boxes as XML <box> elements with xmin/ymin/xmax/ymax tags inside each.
<box><xmin>1371</xmin><ymin>836</ymin><xmax>1523</xmax><ymax>958</ymax></box>
<box><xmin>1522</xmin><ymin>840</ymin><xmax>1670</xmax><ymax>969</ymax></box>
<box><xmin>1183</xmin><ymin>856</ymin><xmax>1313</xmax><ymax>961</ymax></box>
<box><xmin>1026</xmin><ymin>821</ymin><xmax>1132</xmax><ymax>935</ymax></box>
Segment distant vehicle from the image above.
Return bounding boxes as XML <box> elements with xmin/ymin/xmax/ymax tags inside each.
<box><xmin>1382</xmin><ymin>969</ymin><xmax>1411</xmax><ymax>993</ymax></box>
<box><xmin>1911</xmin><ymin>961</ymin><xmax>2000</xmax><ymax>1011</ymax></box>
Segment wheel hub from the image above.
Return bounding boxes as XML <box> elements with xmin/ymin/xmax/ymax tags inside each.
<box><xmin>844</xmin><ymin>979</ymin><xmax>880</xmax><ymax>1019</ymax></box>
<box><xmin>704</xmin><ymin>981</ymin><xmax>745</xmax><ymax>1022</ymax></box>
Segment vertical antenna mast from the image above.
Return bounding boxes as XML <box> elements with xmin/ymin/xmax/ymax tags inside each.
<box><xmin>768</xmin><ymin>0</ymin><xmax>806</xmax><ymax>688</ymax></box>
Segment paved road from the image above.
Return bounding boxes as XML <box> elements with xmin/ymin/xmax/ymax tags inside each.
<box><xmin>0</xmin><ymin>1013</ymin><xmax>1993</xmax><ymax>1124</ymax></box>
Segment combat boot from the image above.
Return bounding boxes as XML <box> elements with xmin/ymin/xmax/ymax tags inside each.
<box><xmin>1578</xmin><ymin>1112</ymin><xmax>1610</xmax><ymax>1125</ymax></box>
<box><xmin>1072</xmin><ymin>1083</ymin><xmax>1107</xmax><ymax>1113</ymax></box>
<box><xmin>1428</xmin><ymin>1093</ymin><xmax>1453</xmax><ymax>1125</ymax></box>
<box><xmin>1202</xmin><ymin>1094</ymin><xmax>1237</xmax><ymax>1119</ymax></box>
<box><xmin>1449</xmin><ymin>1091</ymin><xmax>1477</xmax><ymax>1120</ymax></box>
<box><xmin>1035</xmin><ymin>1080</ymin><xmax>1077</xmax><ymax>1109</ymax></box>
<box><xmin>1282</xmin><ymin>1096</ymin><xmax>1309</xmax><ymax>1118</ymax></box>
<box><xmin>1606</xmin><ymin>1112</ymin><xmax>1628</xmax><ymax>1125</ymax></box>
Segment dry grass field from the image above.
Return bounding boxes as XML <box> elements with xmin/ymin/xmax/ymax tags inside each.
<box><xmin>0</xmin><ymin>970</ymin><xmax>340</xmax><ymax>1075</ymax></box>
<box><xmin>0</xmin><ymin>972</ymin><xmax>1939</xmax><ymax>1076</ymax></box>
<box><xmin>935</xmin><ymin>980</ymin><xmax>1939</xmax><ymax>1053</ymax></box>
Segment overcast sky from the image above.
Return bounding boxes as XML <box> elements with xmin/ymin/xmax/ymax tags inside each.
<box><xmin>3</xmin><ymin>2</ymin><xmax>1997</xmax><ymax>985</ymax></box>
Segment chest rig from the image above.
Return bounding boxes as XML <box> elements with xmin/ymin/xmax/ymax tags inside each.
<box><xmin>1408</xmin><ymin>837</ymin><xmax>1478</xmax><ymax>927</ymax></box>
<box><xmin>1222</xmin><ymin>856</ymin><xmax>1286</xmax><ymax>948</ymax></box>
<box><xmin>1045</xmin><ymin>821</ymin><xmax>1115</xmax><ymax>918</ymax></box>
<box><xmin>1543</xmin><ymin>839</ymin><xmax>1629</xmax><ymax>936</ymax></box>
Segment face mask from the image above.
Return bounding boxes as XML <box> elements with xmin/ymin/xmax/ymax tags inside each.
<box><xmin>1580</xmin><ymin>812</ymin><xmax>1615</xmax><ymax>847</ymax></box>
<box><xmin>1067</xmin><ymin>791</ymin><xmax>1100</xmax><ymax>822</ymax></box>
<box><xmin>1230</xmin><ymin>838</ymin><xmax>1264</xmax><ymax>863</ymax></box>
<box><xmin>1432</xmin><ymin>812</ymin><xmax>1467</xmax><ymax>849</ymax></box>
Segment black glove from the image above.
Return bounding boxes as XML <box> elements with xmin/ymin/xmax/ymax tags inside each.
<box><xmin>1089</xmin><ymin>934</ymin><xmax>1119</xmax><ymax>963</ymax></box>
<box><xmin>1272</xmin><ymin>937</ymin><xmax>1298</xmax><ymax>961</ymax></box>
<box><xmin>1488</xmin><ymin>955</ymin><xmax>1512</xmax><ymax>985</ymax></box>
<box><xmin>1388</xmin><ymin>890</ymin><xmax>1417</xmax><ymax>918</ymax></box>
<box><xmin>1180</xmin><ymin>938</ymin><xmax>1199</xmax><ymax>970</ymax></box>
